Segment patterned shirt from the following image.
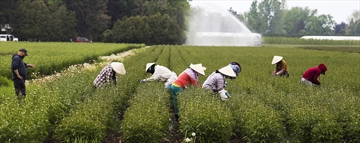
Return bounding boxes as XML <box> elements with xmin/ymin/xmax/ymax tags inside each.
<box><xmin>93</xmin><ymin>65</ymin><xmax>117</xmax><ymax>87</ymax></box>
<box><xmin>202</xmin><ymin>72</ymin><xmax>226</xmax><ymax>92</ymax></box>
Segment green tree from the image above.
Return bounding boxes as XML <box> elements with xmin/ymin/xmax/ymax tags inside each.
<box><xmin>306</xmin><ymin>14</ymin><xmax>335</xmax><ymax>35</ymax></box>
<box><xmin>0</xmin><ymin>0</ymin><xmax>14</xmax><ymax>26</ymax></box>
<box><xmin>106</xmin><ymin>0</ymin><xmax>130</xmax><ymax>28</ymax></box>
<box><xmin>283</xmin><ymin>7</ymin><xmax>311</xmax><ymax>36</ymax></box>
<box><xmin>47</xmin><ymin>5</ymin><xmax>77</xmax><ymax>41</ymax></box>
<box><xmin>148</xmin><ymin>13</ymin><xmax>162</xmax><ymax>44</ymax></box>
<box><xmin>257</xmin><ymin>0</ymin><xmax>285</xmax><ymax>35</ymax></box>
<box><xmin>345</xmin><ymin>10</ymin><xmax>360</xmax><ymax>35</ymax></box>
<box><xmin>62</xmin><ymin>0</ymin><xmax>110</xmax><ymax>41</ymax></box>
<box><xmin>354</xmin><ymin>21</ymin><xmax>360</xmax><ymax>35</ymax></box>
<box><xmin>246</xmin><ymin>0</ymin><xmax>261</xmax><ymax>33</ymax></box>
<box><xmin>12</xmin><ymin>0</ymin><xmax>51</xmax><ymax>41</ymax></box>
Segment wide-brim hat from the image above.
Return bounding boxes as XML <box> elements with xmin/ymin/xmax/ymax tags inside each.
<box><xmin>271</xmin><ymin>56</ymin><xmax>283</xmax><ymax>64</ymax></box>
<box><xmin>189</xmin><ymin>63</ymin><xmax>206</xmax><ymax>76</ymax></box>
<box><xmin>218</xmin><ymin>65</ymin><xmax>236</xmax><ymax>77</ymax></box>
<box><xmin>145</xmin><ymin>62</ymin><xmax>155</xmax><ymax>72</ymax></box>
<box><xmin>110</xmin><ymin>62</ymin><xmax>126</xmax><ymax>75</ymax></box>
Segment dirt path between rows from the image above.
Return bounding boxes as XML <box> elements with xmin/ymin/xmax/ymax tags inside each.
<box><xmin>28</xmin><ymin>46</ymin><xmax>150</xmax><ymax>85</ymax></box>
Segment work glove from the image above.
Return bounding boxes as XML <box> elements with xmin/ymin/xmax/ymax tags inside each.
<box><xmin>225</xmin><ymin>92</ymin><xmax>231</xmax><ymax>98</ymax></box>
<box><xmin>140</xmin><ymin>79</ymin><xmax>145</xmax><ymax>83</ymax></box>
<box><xmin>219</xmin><ymin>89</ymin><xmax>229</xmax><ymax>101</ymax></box>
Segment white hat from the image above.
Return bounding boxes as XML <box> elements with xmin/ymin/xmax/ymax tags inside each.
<box><xmin>110</xmin><ymin>62</ymin><xmax>126</xmax><ymax>75</ymax></box>
<box><xmin>145</xmin><ymin>62</ymin><xmax>156</xmax><ymax>72</ymax></box>
<box><xmin>189</xmin><ymin>63</ymin><xmax>206</xmax><ymax>76</ymax></box>
<box><xmin>218</xmin><ymin>65</ymin><xmax>236</xmax><ymax>77</ymax></box>
<box><xmin>271</xmin><ymin>56</ymin><xmax>283</xmax><ymax>64</ymax></box>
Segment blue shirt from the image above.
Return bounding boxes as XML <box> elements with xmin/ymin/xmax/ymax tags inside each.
<box><xmin>11</xmin><ymin>54</ymin><xmax>27</xmax><ymax>80</ymax></box>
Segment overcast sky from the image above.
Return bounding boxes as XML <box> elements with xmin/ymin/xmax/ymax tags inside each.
<box><xmin>189</xmin><ymin>0</ymin><xmax>360</xmax><ymax>24</ymax></box>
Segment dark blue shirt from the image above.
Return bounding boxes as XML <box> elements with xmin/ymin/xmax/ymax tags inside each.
<box><xmin>11</xmin><ymin>54</ymin><xmax>27</xmax><ymax>80</ymax></box>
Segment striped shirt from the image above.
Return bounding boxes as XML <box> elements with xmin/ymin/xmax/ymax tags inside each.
<box><xmin>202</xmin><ymin>72</ymin><xmax>226</xmax><ymax>92</ymax></box>
<box><xmin>93</xmin><ymin>65</ymin><xmax>117</xmax><ymax>87</ymax></box>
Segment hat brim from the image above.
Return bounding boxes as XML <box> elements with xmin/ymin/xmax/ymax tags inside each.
<box><xmin>272</xmin><ymin>56</ymin><xmax>283</xmax><ymax>64</ymax></box>
<box><xmin>218</xmin><ymin>65</ymin><xmax>236</xmax><ymax>77</ymax></box>
<box><xmin>111</xmin><ymin>62</ymin><xmax>126</xmax><ymax>75</ymax></box>
<box><xmin>190</xmin><ymin>64</ymin><xmax>206</xmax><ymax>76</ymax></box>
<box><xmin>145</xmin><ymin>63</ymin><xmax>155</xmax><ymax>72</ymax></box>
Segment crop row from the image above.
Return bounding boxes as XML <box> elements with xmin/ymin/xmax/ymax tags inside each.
<box><xmin>0</xmin><ymin>42</ymin><xmax>143</xmax><ymax>80</ymax></box>
<box><xmin>1</xmin><ymin>44</ymin><xmax>359</xmax><ymax>142</ymax></box>
<box><xmin>263</xmin><ymin>37</ymin><xmax>360</xmax><ymax>45</ymax></box>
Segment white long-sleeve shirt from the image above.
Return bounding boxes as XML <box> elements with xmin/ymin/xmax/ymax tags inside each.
<box><xmin>144</xmin><ymin>65</ymin><xmax>176</xmax><ymax>83</ymax></box>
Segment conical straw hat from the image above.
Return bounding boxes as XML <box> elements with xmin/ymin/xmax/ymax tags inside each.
<box><xmin>189</xmin><ymin>63</ymin><xmax>206</xmax><ymax>76</ymax></box>
<box><xmin>110</xmin><ymin>62</ymin><xmax>126</xmax><ymax>75</ymax></box>
<box><xmin>145</xmin><ymin>62</ymin><xmax>155</xmax><ymax>72</ymax></box>
<box><xmin>218</xmin><ymin>65</ymin><xmax>236</xmax><ymax>77</ymax></box>
<box><xmin>271</xmin><ymin>56</ymin><xmax>283</xmax><ymax>64</ymax></box>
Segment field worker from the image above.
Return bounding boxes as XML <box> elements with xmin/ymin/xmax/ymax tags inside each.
<box><xmin>93</xmin><ymin>62</ymin><xmax>126</xmax><ymax>88</ymax></box>
<box><xmin>271</xmin><ymin>56</ymin><xmax>289</xmax><ymax>77</ymax></box>
<box><xmin>140</xmin><ymin>62</ymin><xmax>177</xmax><ymax>89</ymax></box>
<box><xmin>301</xmin><ymin>63</ymin><xmax>327</xmax><ymax>87</ymax></box>
<box><xmin>171</xmin><ymin>63</ymin><xmax>206</xmax><ymax>119</ymax></box>
<box><xmin>11</xmin><ymin>48</ymin><xmax>36</xmax><ymax>98</ymax></box>
<box><xmin>202</xmin><ymin>65</ymin><xmax>237</xmax><ymax>101</ymax></box>
<box><xmin>229</xmin><ymin>62</ymin><xmax>242</xmax><ymax>79</ymax></box>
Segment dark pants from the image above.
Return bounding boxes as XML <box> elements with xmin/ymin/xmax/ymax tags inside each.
<box><xmin>280</xmin><ymin>71</ymin><xmax>290</xmax><ymax>77</ymax></box>
<box><xmin>275</xmin><ymin>70</ymin><xmax>290</xmax><ymax>78</ymax></box>
<box><xmin>13</xmin><ymin>78</ymin><xmax>26</xmax><ymax>97</ymax></box>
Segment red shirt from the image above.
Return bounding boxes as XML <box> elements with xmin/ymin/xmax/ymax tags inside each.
<box><xmin>173</xmin><ymin>71</ymin><xmax>198</xmax><ymax>89</ymax></box>
<box><xmin>302</xmin><ymin>67</ymin><xmax>322</xmax><ymax>85</ymax></box>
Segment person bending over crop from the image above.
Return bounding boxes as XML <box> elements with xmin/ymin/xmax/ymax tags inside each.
<box><xmin>271</xmin><ymin>56</ymin><xmax>289</xmax><ymax>77</ymax></box>
<box><xmin>301</xmin><ymin>63</ymin><xmax>327</xmax><ymax>87</ymax></box>
<box><xmin>202</xmin><ymin>62</ymin><xmax>241</xmax><ymax>101</ymax></box>
<box><xmin>93</xmin><ymin>62</ymin><xmax>126</xmax><ymax>88</ymax></box>
<box><xmin>140</xmin><ymin>62</ymin><xmax>177</xmax><ymax>90</ymax></box>
<box><xmin>11</xmin><ymin>48</ymin><xmax>36</xmax><ymax>99</ymax></box>
<box><xmin>171</xmin><ymin>63</ymin><xmax>206</xmax><ymax>119</ymax></box>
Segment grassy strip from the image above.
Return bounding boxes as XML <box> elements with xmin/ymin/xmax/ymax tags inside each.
<box><xmin>178</xmin><ymin>88</ymin><xmax>234</xmax><ymax>142</ymax></box>
<box><xmin>297</xmin><ymin>46</ymin><xmax>360</xmax><ymax>53</ymax></box>
<box><xmin>263</xmin><ymin>37</ymin><xmax>360</xmax><ymax>45</ymax></box>
<box><xmin>0</xmin><ymin>42</ymin><xmax>143</xmax><ymax>80</ymax></box>
<box><xmin>228</xmin><ymin>93</ymin><xmax>286</xmax><ymax>142</ymax></box>
<box><xmin>0</xmin><ymin>63</ymin><xmax>97</xmax><ymax>142</ymax></box>
<box><xmin>53</xmin><ymin>46</ymin><xmax>160</xmax><ymax>142</ymax></box>
<box><xmin>120</xmin><ymin>83</ymin><xmax>170</xmax><ymax>143</ymax></box>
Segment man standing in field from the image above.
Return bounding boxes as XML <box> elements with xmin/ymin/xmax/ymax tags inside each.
<box><xmin>93</xmin><ymin>62</ymin><xmax>126</xmax><ymax>88</ymax></box>
<box><xmin>11</xmin><ymin>48</ymin><xmax>35</xmax><ymax>98</ymax></box>
<box><xmin>301</xmin><ymin>63</ymin><xmax>327</xmax><ymax>87</ymax></box>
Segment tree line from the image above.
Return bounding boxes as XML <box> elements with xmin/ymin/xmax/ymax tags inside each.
<box><xmin>0</xmin><ymin>0</ymin><xmax>189</xmax><ymax>44</ymax></box>
<box><xmin>230</xmin><ymin>0</ymin><xmax>360</xmax><ymax>36</ymax></box>
<box><xmin>0</xmin><ymin>0</ymin><xmax>359</xmax><ymax>44</ymax></box>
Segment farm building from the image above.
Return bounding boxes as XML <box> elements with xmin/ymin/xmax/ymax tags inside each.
<box><xmin>300</xmin><ymin>36</ymin><xmax>360</xmax><ymax>40</ymax></box>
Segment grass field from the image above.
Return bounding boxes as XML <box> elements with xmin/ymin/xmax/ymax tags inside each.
<box><xmin>0</xmin><ymin>42</ymin><xmax>359</xmax><ymax>142</ymax></box>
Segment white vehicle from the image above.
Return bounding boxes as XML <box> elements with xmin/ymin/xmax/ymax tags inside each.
<box><xmin>0</xmin><ymin>34</ymin><xmax>18</xmax><ymax>41</ymax></box>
